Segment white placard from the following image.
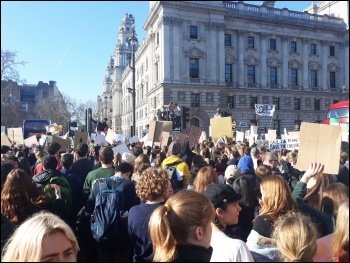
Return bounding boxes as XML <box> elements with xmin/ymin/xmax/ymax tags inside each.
<box><xmin>95</xmin><ymin>133</ymin><xmax>108</xmax><ymax>146</ymax></box>
<box><xmin>114</xmin><ymin>134</ymin><xmax>126</xmax><ymax>143</ymax></box>
<box><xmin>105</xmin><ymin>128</ymin><xmax>117</xmax><ymax>144</ymax></box>
<box><xmin>129</xmin><ymin>135</ymin><xmax>139</xmax><ymax>144</ymax></box>
<box><xmin>24</xmin><ymin>135</ymin><xmax>38</xmax><ymax>148</ymax></box>
<box><xmin>39</xmin><ymin>135</ymin><xmax>47</xmax><ymax>146</ymax></box>
<box><xmin>236</xmin><ymin>131</ymin><xmax>244</xmax><ymax>142</ymax></box>
<box><xmin>112</xmin><ymin>143</ymin><xmax>130</xmax><ymax>154</ymax></box>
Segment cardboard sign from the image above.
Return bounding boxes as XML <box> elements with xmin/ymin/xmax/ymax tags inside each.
<box><xmin>296</xmin><ymin>122</ymin><xmax>341</xmax><ymax>174</ymax></box>
<box><xmin>250</xmin><ymin>126</ymin><xmax>258</xmax><ymax>135</ymax></box>
<box><xmin>175</xmin><ymin>134</ymin><xmax>187</xmax><ymax>141</ymax></box>
<box><xmin>160</xmin><ymin>121</ymin><xmax>173</xmax><ymax>134</ymax></box>
<box><xmin>249</xmin><ymin>134</ymin><xmax>257</xmax><ymax>146</ymax></box>
<box><xmin>7</xmin><ymin>128</ymin><xmax>23</xmax><ymax>144</ymax></box>
<box><xmin>1</xmin><ymin>132</ymin><xmax>12</xmax><ymax>146</ymax></box>
<box><xmin>198</xmin><ymin>131</ymin><xmax>207</xmax><ymax>144</ymax></box>
<box><xmin>210</xmin><ymin>117</ymin><xmax>233</xmax><ymax>140</ymax></box>
<box><xmin>285</xmin><ymin>137</ymin><xmax>300</xmax><ymax>150</ymax></box>
<box><xmin>105</xmin><ymin>128</ymin><xmax>117</xmax><ymax>145</ymax></box>
<box><xmin>161</xmin><ymin>131</ymin><xmax>170</xmax><ymax>148</ymax></box>
<box><xmin>268</xmin><ymin>139</ymin><xmax>286</xmax><ymax>152</ymax></box>
<box><xmin>24</xmin><ymin>135</ymin><xmax>38</xmax><ymax>148</ymax></box>
<box><xmin>74</xmin><ymin>131</ymin><xmax>89</xmax><ymax>150</ymax></box>
<box><xmin>51</xmin><ymin>135</ymin><xmax>71</xmax><ymax>152</ymax></box>
<box><xmin>112</xmin><ymin>142</ymin><xmax>130</xmax><ymax>155</ymax></box>
<box><xmin>147</xmin><ymin>120</ymin><xmax>163</xmax><ymax>143</ymax></box>
<box><xmin>187</xmin><ymin>126</ymin><xmax>202</xmax><ymax>148</ymax></box>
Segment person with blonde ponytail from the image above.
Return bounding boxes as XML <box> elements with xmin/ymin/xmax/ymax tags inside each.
<box><xmin>332</xmin><ymin>199</ymin><xmax>349</xmax><ymax>262</ymax></box>
<box><xmin>149</xmin><ymin>190</ymin><xmax>215</xmax><ymax>262</ymax></box>
<box><xmin>272</xmin><ymin>212</ymin><xmax>318</xmax><ymax>262</ymax></box>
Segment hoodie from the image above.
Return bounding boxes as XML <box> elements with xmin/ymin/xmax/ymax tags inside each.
<box><xmin>161</xmin><ymin>156</ymin><xmax>190</xmax><ymax>188</ymax></box>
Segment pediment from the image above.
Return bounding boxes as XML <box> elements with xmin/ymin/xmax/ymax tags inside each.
<box><xmin>327</xmin><ymin>63</ymin><xmax>340</xmax><ymax>71</ymax></box>
<box><xmin>308</xmin><ymin>61</ymin><xmax>322</xmax><ymax>70</ymax></box>
<box><xmin>225</xmin><ymin>55</ymin><xmax>236</xmax><ymax>64</ymax></box>
<box><xmin>267</xmin><ymin>57</ymin><xmax>281</xmax><ymax>66</ymax></box>
<box><xmin>244</xmin><ymin>55</ymin><xmax>260</xmax><ymax>65</ymax></box>
<box><xmin>288</xmin><ymin>59</ymin><xmax>302</xmax><ymax>68</ymax></box>
<box><xmin>184</xmin><ymin>47</ymin><xmax>205</xmax><ymax>58</ymax></box>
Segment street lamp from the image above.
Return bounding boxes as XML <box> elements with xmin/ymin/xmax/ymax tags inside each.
<box><xmin>127</xmin><ymin>27</ymin><xmax>138</xmax><ymax>137</ymax></box>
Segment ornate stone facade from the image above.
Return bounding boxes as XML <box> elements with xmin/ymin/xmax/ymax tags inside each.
<box><xmin>99</xmin><ymin>1</ymin><xmax>349</xmax><ymax>137</ymax></box>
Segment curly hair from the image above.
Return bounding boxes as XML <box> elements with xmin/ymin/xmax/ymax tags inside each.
<box><xmin>1</xmin><ymin>169</ymin><xmax>50</xmax><ymax>225</ymax></box>
<box><xmin>135</xmin><ymin>167</ymin><xmax>169</xmax><ymax>202</ymax></box>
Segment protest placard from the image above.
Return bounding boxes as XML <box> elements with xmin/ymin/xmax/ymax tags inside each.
<box><xmin>7</xmin><ymin>128</ymin><xmax>23</xmax><ymax>144</ymax></box>
<box><xmin>147</xmin><ymin>121</ymin><xmax>163</xmax><ymax>144</ymax></box>
<box><xmin>112</xmin><ymin>143</ymin><xmax>130</xmax><ymax>155</ymax></box>
<box><xmin>52</xmin><ymin>135</ymin><xmax>71</xmax><ymax>152</ymax></box>
<box><xmin>74</xmin><ymin>131</ymin><xmax>89</xmax><ymax>150</ymax></box>
<box><xmin>210</xmin><ymin>117</ymin><xmax>232</xmax><ymax>140</ymax></box>
<box><xmin>105</xmin><ymin>128</ymin><xmax>117</xmax><ymax>145</ymax></box>
<box><xmin>187</xmin><ymin>126</ymin><xmax>202</xmax><ymax>148</ymax></box>
<box><xmin>236</xmin><ymin>131</ymin><xmax>244</xmax><ymax>142</ymax></box>
<box><xmin>161</xmin><ymin>131</ymin><xmax>170</xmax><ymax>148</ymax></box>
<box><xmin>296</xmin><ymin>122</ymin><xmax>341</xmax><ymax>174</ymax></box>
<box><xmin>129</xmin><ymin>135</ymin><xmax>140</xmax><ymax>144</ymax></box>
<box><xmin>1</xmin><ymin>132</ymin><xmax>12</xmax><ymax>146</ymax></box>
<box><xmin>24</xmin><ymin>135</ymin><xmax>38</xmax><ymax>148</ymax></box>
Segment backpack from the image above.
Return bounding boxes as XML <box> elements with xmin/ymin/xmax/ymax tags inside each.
<box><xmin>90</xmin><ymin>177</ymin><xmax>127</xmax><ymax>244</ymax></box>
<box><xmin>164</xmin><ymin>161</ymin><xmax>183</xmax><ymax>191</ymax></box>
<box><xmin>43</xmin><ymin>175</ymin><xmax>73</xmax><ymax>217</ymax></box>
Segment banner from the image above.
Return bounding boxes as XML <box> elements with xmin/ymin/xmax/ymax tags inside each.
<box><xmin>255</xmin><ymin>104</ymin><xmax>276</xmax><ymax>116</ymax></box>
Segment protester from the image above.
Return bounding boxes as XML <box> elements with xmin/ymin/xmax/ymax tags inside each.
<box><xmin>1</xmin><ymin>211</ymin><xmax>79</xmax><ymax>262</ymax></box>
<box><xmin>1</xmin><ymin>162</ymin><xmax>14</xmax><ymax>190</ymax></box>
<box><xmin>272</xmin><ymin>212</ymin><xmax>318</xmax><ymax>262</ymax></box>
<box><xmin>71</xmin><ymin>143</ymin><xmax>94</xmax><ymax>183</ymax></box>
<box><xmin>33</xmin><ymin>141</ymin><xmax>62</xmax><ymax>175</ymax></box>
<box><xmin>193</xmin><ymin>166</ymin><xmax>219</xmax><ymax>194</ymax></box>
<box><xmin>131</xmin><ymin>154</ymin><xmax>151</xmax><ymax>184</ymax></box>
<box><xmin>128</xmin><ymin>167</ymin><xmax>169</xmax><ymax>262</ymax></box>
<box><xmin>149</xmin><ymin>190</ymin><xmax>215</xmax><ymax>262</ymax></box>
<box><xmin>203</xmin><ymin>184</ymin><xmax>254</xmax><ymax>262</ymax></box>
<box><xmin>332</xmin><ymin>199</ymin><xmax>349</xmax><ymax>262</ymax></box>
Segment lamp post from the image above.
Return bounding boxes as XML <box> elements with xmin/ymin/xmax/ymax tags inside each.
<box><xmin>127</xmin><ymin>27</ymin><xmax>138</xmax><ymax>137</ymax></box>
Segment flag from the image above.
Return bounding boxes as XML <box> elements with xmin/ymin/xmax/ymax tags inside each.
<box><xmin>255</xmin><ymin>104</ymin><xmax>276</xmax><ymax>117</ymax></box>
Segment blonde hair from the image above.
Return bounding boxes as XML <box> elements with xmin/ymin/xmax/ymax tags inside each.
<box><xmin>1</xmin><ymin>211</ymin><xmax>79</xmax><ymax>262</ymax></box>
<box><xmin>149</xmin><ymin>190</ymin><xmax>215</xmax><ymax>262</ymax></box>
<box><xmin>193</xmin><ymin>166</ymin><xmax>219</xmax><ymax>193</ymax></box>
<box><xmin>272</xmin><ymin>212</ymin><xmax>318</xmax><ymax>262</ymax></box>
<box><xmin>135</xmin><ymin>167</ymin><xmax>168</xmax><ymax>202</ymax></box>
<box><xmin>332</xmin><ymin>199</ymin><xmax>349</xmax><ymax>262</ymax></box>
<box><xmin>259</xmin><ymin>174</ymin><xmax>298</xmax><ymax>221</ymax></box>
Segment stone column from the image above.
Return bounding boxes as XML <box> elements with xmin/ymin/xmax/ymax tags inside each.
<box><xmin>321</xmin><ymin>40</ymin><xmax>328</xmax><ymax>91</ymax></box>
<box><xmin>260</xmin><ymin>32</ymin><xmax>267</xmax><ymax>88</ymax></box>
<box><xmin>282</xmin><ymin>35</ymin><xmax>289</xmax><ymax>89</ymax></box>
<box><xmin>302</xmin><ymin>38</ymin><xmax>309</xmax><ymax>90</ymax></box>
<box><xmin>237</xmin><ymin>30</ymin><xmax>245</xmax><ymax>88</ymax></box>
<box><xmin>162</xmin><ymin>17</ymin><xmax>171</xmax><ymax>81</ymax></box>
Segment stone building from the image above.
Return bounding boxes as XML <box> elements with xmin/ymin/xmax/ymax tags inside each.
<box><xmin>98</xmin><ymin>1</ymin><xmax>349</xmax><ymax>138</ymax></box>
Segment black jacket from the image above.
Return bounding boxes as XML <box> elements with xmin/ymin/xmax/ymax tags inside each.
<box><xmin>173</xmin><ymin>244</ymin><xmax>213</xmax><ymax>262</ymax></box>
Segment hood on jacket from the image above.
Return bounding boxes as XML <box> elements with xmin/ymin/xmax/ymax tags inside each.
<box><xmin>237</xmin><ymin>156</ymin><xmax>254</xmax><ymax>173</ymax></box>
<box><xmin>32</xmin><ymin>169</ymin><xmax>62</xmax><ymax>187</ymax></box>
<box><xmin>162</xmin><ymin>156</ymin><xmax>183</xmax><ymax>167</ymax></box>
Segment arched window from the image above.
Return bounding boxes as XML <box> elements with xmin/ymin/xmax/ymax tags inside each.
<box><xmin>190</xmin><ymin>118</ymin><xmax>199</xmax><ymax>127</ymax></box>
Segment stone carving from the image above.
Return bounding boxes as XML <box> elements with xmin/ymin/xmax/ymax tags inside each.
<box><xmin>244</xmin><ymin>55</ymin><xmax>260</xmax><ymax>65</ymax></box>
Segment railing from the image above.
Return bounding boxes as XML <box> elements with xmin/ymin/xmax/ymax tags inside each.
<box><xmin>223</xmin><ymin>1</ymin><xmax>344</xmax><ymax>25</ymax></box>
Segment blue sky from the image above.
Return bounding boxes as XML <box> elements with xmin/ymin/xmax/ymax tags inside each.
<box><xmin>1</xmin><ymin>1</ymin><xmax>316</xmax><ymax>103</ymax></box>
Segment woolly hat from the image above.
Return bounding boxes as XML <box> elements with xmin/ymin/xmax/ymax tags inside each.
<box><xmin>122</xmin><ymin>152</ymin><xmax>135</xmax><ymax>163</ymax></box>
<box><xmin>168</xmin><ymin>141</ymin><xmax>182</xmax><ymax>156</ymax></box>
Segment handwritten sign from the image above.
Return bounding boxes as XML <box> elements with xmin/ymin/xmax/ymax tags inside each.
<box><xmin>285</xmin><ymin>137</ymin><xmax>299</xmax><ymax>150</ymax></box>
<box><xmin>7</xmin><ymin>128</ymin><xmax>23</xmax><ymax>144</ymax></box>
<box><xmin>255</xmin><ymin>104</ymin><xmax>276</xmax><ymax>116</ymax></box>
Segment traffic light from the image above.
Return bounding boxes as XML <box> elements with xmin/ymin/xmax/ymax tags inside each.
<box><xmin>182</xmin><ymin>106</ymin><xmax>190</xmax><ymax>129</ymax></box>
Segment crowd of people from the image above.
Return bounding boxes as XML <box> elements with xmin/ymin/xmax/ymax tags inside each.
<box><xmin>0</xmin><ymin>132</ymin><xmax>349</xmax><ymax>262</ymax></box>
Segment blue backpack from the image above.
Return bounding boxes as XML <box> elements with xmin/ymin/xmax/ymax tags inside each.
<box><xmin>90</xmin><ymin>177</ymin><xmax>127</xmax><ymax>244</ymax></box>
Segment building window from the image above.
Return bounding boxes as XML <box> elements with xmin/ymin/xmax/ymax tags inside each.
<box><xmin>272</xmin><ymin>120</ymin><xmax>280</xmax><ymax>136</ymax></box>
<box><xmin>291</xmin><ymin>41</ymin><xmax>297</xmax><ymax>53</ymax></box>
<box><xmin>190</xmin><ymin>26</ymin><xmax>198</xmax><ymax>39</ymax></box>
<box><xmin>250</xmin><ymin>96</ymin><xmax>257</xmax><ymax>109</ymax></box>
<box><xmin>191</xmin><ymin>93</ymin><xmax>200</xmax><ymax>107</ymax></box>
<box><xmin>273</xmin><ymin>97</ymin><xmax>280</xmax><ymax>110</ymax></box>
<box><xmin>310</xmin><ymin>70</ymin><xmax>318</xmax><ymax>87</ymax></box>
<box><xmin>269</xmin><ymin>39</ymin><xmax>276</xmax><ymax>51</ymax></box>
<box><xmin>330</xmin><ymin>72</ymin><xmax>336</xmax><ymax>89</ymax></box>
<box><xmin>314</xmin><ymin>99</ymin><xmax>320</xmax><ymax>111</ymax></box>
<box><xmin>294</xmin><ymin>120</ymin><xmax>301</xmax><ymax>131</ymax></box>
<box><xmin>227</xmin><ymin>96</ymin><xmax>234</xmax><ymax>109</ymax></box>
<box><xmin>330</xmin><ymin>45</ymin><xmax>335</xmax><ymax>57</ymax></box>
<box><xmin>189</xmin><ymin>58</ymin><xmax>199</xmax><ymax>78</ymax></box>
<box><xmin>225</xmin><ymin>64</ymin><xmax>232</xmax><ymax>82</ymax></box>
<box><xmin>333</xmin><ymin>99</ymin><xmax>339</xmax><ymax>104</ymax></box>
<box><xmin>224</xmin><ymin>34</ymin><xmax>232</xmax><ymax>46</ymax></box>
<box><xmin>269</xmin><ymin>67</ymin><xmax>277</xmax><ymax>85</ymax></box>
<box><xmin>310</xmin><ymin>43</ymin><xmax>317</xmax><ymax>55</ymax></box>
<box><xmin>247</xmin><ymin>65</ymin><xmax>256</xmax><ymax>84</ymax></box>
<box><xmin>291</xmin><ymin>68</ymin><xmax>298</xmax><ymax>86</ymax></box>
<box><xmin>294</xmin><ymin>98</ymin><xmax>301</xmax><ymax>110</ymax></box>
<box><xmin>248</xmin><ymin>36</ymin><xmax>255</xmax><ymax>48</ymax></box>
